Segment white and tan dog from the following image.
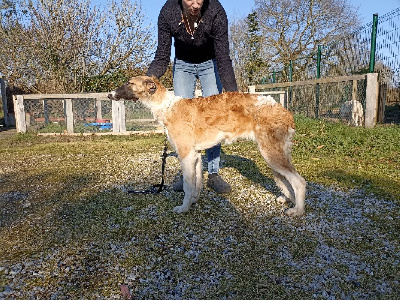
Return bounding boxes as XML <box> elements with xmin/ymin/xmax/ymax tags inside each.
<box><xmin>109</xmin><ymin>76</ymin><xmax>306</xmax><ymax>216</ymax></box>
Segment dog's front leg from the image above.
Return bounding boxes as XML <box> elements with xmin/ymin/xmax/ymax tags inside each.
<box><xmin>173</xmin><ymin>150</ymin><xmax>197</xmax><ymax>213</ymax></box>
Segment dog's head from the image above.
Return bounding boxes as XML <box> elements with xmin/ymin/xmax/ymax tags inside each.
<box><xmin>108</xmin><ymin>76</ymin><xmax>158</xmax><ymax>101</ymax></box>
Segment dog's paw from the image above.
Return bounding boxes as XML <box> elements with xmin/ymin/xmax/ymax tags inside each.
<box><xmin>285</xmin><ymin>207</ymin><xmax>304</xmax><ymax>217</ymax></box>
<box><xmin>277</xmin><ymin>195</ymin><xmax>291</xmax><ymax>204</ymax></box>
<box><xmin>173</xmin><ymin>205</ymin><xmax>190</xmax><ymax>213</ymax></box>
<box><xmin>190</xmin><ymin>197</ymin><xmax>200</xmax><ymax>204</ymax></box>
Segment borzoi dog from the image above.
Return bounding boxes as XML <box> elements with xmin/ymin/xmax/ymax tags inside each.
<box><xmin>108</xmin><ymin>76</ymin><xmax>306</xmax><ymax>216</ymax></box>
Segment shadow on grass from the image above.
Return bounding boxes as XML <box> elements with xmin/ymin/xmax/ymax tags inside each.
<box><xmin>0</xmin><ymin>170</ymin><xmax>92</xmax><ymax>231</ymax></box>
<box><xmin>224</xmin><ymin>154</ymin><xmax>275</xmax><ymax>184</ymax></box>
<box><xmin>0</xmin><ymin>159</ymin><xmax>297</xmax><ymax>298</ymax></box>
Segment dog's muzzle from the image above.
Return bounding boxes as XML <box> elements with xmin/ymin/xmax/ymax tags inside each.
<box><xmin>108</xmin><ymin>91</ymin><xmax>117</xmax><ymax>100</ymax></box>
<box><xmin>108</xmin><ymin>86</ymin><xmax>138</xmax><ymax>101</ymax></box>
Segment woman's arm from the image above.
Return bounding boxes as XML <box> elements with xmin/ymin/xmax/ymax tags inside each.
<box><xmin>212</xmin><ymin>7</ymin><xmax>238</xmax><ymax>92</ymax></box>
<box><xmin>147</xmin><ymin>12</ymin><xmax>172</xmax><ymax>78</ymax></box>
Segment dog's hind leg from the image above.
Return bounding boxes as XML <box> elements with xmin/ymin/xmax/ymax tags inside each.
<box><xmin>272</xmin><ymin>170</ymin><xmax>295</xmax><ymax>204</ymax></box>
<box><xmin>173</xmin><ymin>150</ymin><xmax>197</xmax><ymax>213</ymax></box>
<box><xmin>257</xmin><ymin>138</ymin><xmax>306</xmax><ymax>216</ymax></box>
<box><xmin>275</xmin><ymin>168</ymin><xmax>306</xmax><ymax>216</ymax></box>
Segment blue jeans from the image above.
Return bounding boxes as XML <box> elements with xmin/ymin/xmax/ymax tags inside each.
<box><xmin>173</xmin><ymin>58</ymin><xmax>223</xmax><ymax>174</ymax></box>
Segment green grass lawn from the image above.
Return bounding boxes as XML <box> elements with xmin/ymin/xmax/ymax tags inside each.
<box><xmin>0</xmin><ymin>117</ymin><xmax>399</xmax><ymax>298</ymax></box>
<box><xmin>293</xmin><ymin>115</ymin><xmax>400</xmax><ymax>199</ymax></box>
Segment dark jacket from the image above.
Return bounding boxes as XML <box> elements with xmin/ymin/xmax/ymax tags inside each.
<box><xmin>146</xmin><ymin>0</ymin><xmax>238</xmax><ymax>92</ymax></box>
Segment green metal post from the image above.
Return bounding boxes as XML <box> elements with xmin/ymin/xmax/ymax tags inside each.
<box><xmin>316</xmin><ymin>45</ymin><xmax>322</xmax><ymax>79</ymax></box>
<box><xmin>272</xmin><ymin>69</ymin><xmax>276</xmax><ymax>91</ymax></box>
<box><xmin>369</xmin><ymin>13</ymin><xmax>378</xmax><ymax>73</ymax></box>
<box><xmin>315</xmin><ymin>45</ymin><xmax>322</xmax><ymax>118</ymax></box>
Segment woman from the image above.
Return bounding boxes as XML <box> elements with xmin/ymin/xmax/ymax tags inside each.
<box><xmin>147</xmin><ymin>0</ymin><xmax>237</xmax><ymax>194</ymax></box>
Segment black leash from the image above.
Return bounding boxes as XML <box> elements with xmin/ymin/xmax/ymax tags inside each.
<box><xmin>128</xmin><ymin>136</ymin><xmax>168</xmax><ymax>194</ymax></box>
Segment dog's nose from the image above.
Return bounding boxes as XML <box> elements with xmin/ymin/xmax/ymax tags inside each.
<box><xmin>108</xmin><ymin>91</ymin><xmax>116</xmax><ymax>100</ymax></box>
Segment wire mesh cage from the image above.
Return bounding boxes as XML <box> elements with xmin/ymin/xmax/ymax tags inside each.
<box><xmin>125</xmin><ymin>101</ymin><xmax>159</xmax><ymax>132</ymax></box>
<box><xmin>253</xmin><ymin>77</ymin><xmax>367</xmax><ymax>126</ymax></box>
<box><xmin>20</xmin><ymin>95</ymin><xmax>161</xmax><ymax>134</ymax></box>
<box><xmin>73</xmin><ymin>99</ymin><xmax>114</xmax><ymax>133</ymax></box>
<box><xmin>24</xmin><ymin>98</ymin><xmax>67</xmax><ymax>133</ymax></box>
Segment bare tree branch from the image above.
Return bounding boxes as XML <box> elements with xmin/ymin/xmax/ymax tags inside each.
<box><xmin>254</xmin><ymin>0</ymin><xmax>361</xmax><ymax>67</ymax></box>
<box><xmin>0</xmin><ymin>0</ymin><xmax>155</xmax><ymax>93</ymax></box>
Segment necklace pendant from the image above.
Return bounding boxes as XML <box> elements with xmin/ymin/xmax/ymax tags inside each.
<box><xmin>194</xmin><ymin>22</ymin><xmax>198</xmax><ymax>29</ymax></box>
<box><xmin>191</xmin><ymin>36</ymin><xmax>194</xmax><ymax>40</ymax></box>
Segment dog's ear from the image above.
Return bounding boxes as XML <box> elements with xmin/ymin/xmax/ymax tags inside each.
<box><xmin>144</xmin><ymin>79</ymin><xmax>157</xmax><ymax>94</ymax></box>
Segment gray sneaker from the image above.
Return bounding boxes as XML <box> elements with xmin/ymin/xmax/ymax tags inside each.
<box><xmin>172</xmin><ymin>175</ymin><xmax>184</xmax><ymax>192</ymax></box>
<box><xmin>207</xmin><ymin>173</ymin><xmax>231</xmax><ymax>194</ymax></box>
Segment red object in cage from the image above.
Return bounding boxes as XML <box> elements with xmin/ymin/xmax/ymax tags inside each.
<box><xmin>95</xmin><ymin>119</ymin><xmax>110</xmax><ymax>123</ymax></box>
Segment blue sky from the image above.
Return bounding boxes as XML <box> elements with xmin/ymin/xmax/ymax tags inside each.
<box><xmin>91</xmin><ymin>0</ymin><xmax>400</xmax><ymax>59</ymax></box>
<box><xmin>92</xmin><ymin>0</ymin><xmax>400</xmax><ymax>26</ymax></box>
<box><xmin>350</xmin><ymin>0</ymin><xmax>400</xmax><ymax>23</ymax></box>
